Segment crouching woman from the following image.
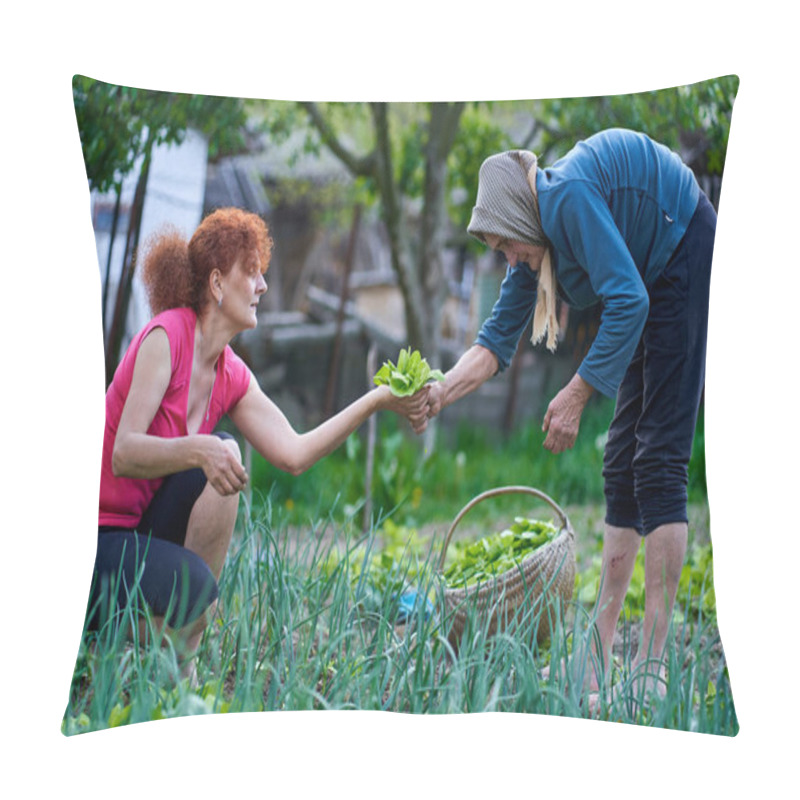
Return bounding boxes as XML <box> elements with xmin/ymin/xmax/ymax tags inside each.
<box><xmin>87</xmin><ymin>207</ymin><xmax>428</xmax><ymax>672</ymax></box>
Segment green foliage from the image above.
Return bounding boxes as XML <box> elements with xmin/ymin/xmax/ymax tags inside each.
<box><xmin>688</xmin><ymin>404</ymin><xmax>708</xmax><ymax>501</ymax></box>
<box><xmin>64</xmin><ymin>501</ymin><xmax>735</xmax><ymax>734</ymax></box>
<box><xmin>448</xmin><ymin>103</ymin><xmax>515</xmax><ymax>241</ymax></box>
<box><xmin>257</xmin><ymin>99</ymin><xmax>514</xmax><ymax>238</ymax></box>
<box><xmin>534</xmin><ymin>76</ymin><xmax>739</xmax><ymax>175</ymax></box>
<box><xmin>253</xmin><ymin>100</ymin><xmax>319</xmax><ymax>156</ymax></box>
<box><xmin>394</xmin><ymin>107</ymin><xmax>427</xmax><ymax>198</ymax></box>
<box><xmin>322</xmin><ymin>518</ymin><xmax>433</xmax><ymax>600</ymax></box>
<box><xmin>72</xmin><ymin>75</ymin><xmax>252</xmax><ymax>192</ymax></box>
<box><xmin>442</xmin><ymin>517</ymin><xmax>559</xmax><ymax>588</ymax></box>
<box><xmin>251</xmin><ymin>395</ymin><xmax>713</xmax><ymax>530</ymax></box>
<box><xmin>263</xmin><ymin>174</ymin><xmax>363</xmax><ymax>230</ymax></box>
<box><xmin>676</xmin><ymin>542</ymin><xmax>717</xmax><ymax>621</ymax></box>
<box><xmin>373</xmin><ymin>347</ymin><xmax>445</xmax><ymax>396</ymax></box>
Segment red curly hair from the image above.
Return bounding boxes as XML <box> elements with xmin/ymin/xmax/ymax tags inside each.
<box><xmin>141</xmin><ymin>208</ymin><xmax>273</xmax><ymax>315</ymax></box>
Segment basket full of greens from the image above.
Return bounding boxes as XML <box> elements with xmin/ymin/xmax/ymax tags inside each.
<box><xmin>438</xmin><ymin>486</ymin><xmax>576</xmax><ymax>646</ymax></box>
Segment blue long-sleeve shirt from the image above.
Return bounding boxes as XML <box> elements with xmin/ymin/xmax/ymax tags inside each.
<box><xmin>475</xmin><ymin>128</ymin><xmax>700</xmax><ymax>397</ymax></box>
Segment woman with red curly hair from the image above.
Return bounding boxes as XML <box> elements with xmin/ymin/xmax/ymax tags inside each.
<box><xmin>89</xmin><ymin>207</ymin><xmax>428</xmax><ymax>675</ymax></box>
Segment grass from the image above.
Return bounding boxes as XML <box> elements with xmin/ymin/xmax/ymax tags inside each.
<box><xmin>63</xmin><ymin>489</ymin><xmax>737</xmax><ymax>736</ymax></box>
<box><xmin>251</xmin><ymin>396</ymin><xmax>708</xmax><ymax>532</ymax></box>
<box><xmin>64</xmin><ymin>398</ymin><xmax>732</xmax><ymax>735</ymax></box>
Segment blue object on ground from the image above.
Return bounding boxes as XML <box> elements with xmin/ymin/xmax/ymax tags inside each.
<box><xmin>395</xmin><ymin>589</ymin><xmax>435</xmax><ymax>624</ymax></box>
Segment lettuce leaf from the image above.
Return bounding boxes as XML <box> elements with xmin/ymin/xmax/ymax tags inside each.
<box><xmin>373</xmin><ymin>347</ymin><xmax>445</xmax><ymax>397</ymax></box>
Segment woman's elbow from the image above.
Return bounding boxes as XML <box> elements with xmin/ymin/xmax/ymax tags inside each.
<box><xmin>111</xmin><ymin>434</ymin><xmax>140</xmax><ymax>477</ymax></box>
<box><xmin>111</xmin><ymin>441</ymin><xmax>129</xmax><ymax>477</ymax></box>
<box><xmin>285</xmin><ymin>460</ymin><xmax>308</xmax><ymax>477</ymax></box>
<box><xmin>629</xmin><ymin>291</ymin><xmax>650</xmax><ymax>331</ymax></box>
<box><xmin>267</xmin><ymin>450</ymin><xmax>310</xmax><ymax>477</ymax></box>
<box><xmin>249</xmin><ymin>429</ymin><xmax>318</xmax><ymax>477</ymax></box>
<box><xmin>636</xmin><ymin>291</ymin><xmax>650</xmax><ymax>320</ymax></box>
<box><xmin>287</xmin><ymin>448</ymin><xmax>320</xmax><ymax>476</ymax></box>
<box><xmin>268</xmin><ymin>432</ymin><xmax>317</xmax><ymax>476</ymax></box>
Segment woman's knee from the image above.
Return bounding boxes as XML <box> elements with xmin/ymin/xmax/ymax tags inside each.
<box><xmin>214</xmin><ymin>431</ymin><xmax>243</xmax><ymax>467</ymax></box>
<box><xmin>633</xmin><ymin>467</ymin><xmax>688</xmax><ymax>535</ymax></box>
<box><xmin>222</xmin><ymin>435</ymin><xmax>242</xmax><ymax>462</ymax></box>
<box><xmin>88</xmin><ymin>532</ymin><xmax>219</xmax><ymax>632</ymax></box>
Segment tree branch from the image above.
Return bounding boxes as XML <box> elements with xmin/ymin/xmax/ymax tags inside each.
<box><xmin>299</xmin><ymin>102</ymin><xmax>375</xmax><ymax>177</ymax></box>
<box><xmin>430</xmin><ymin>101</ymin><xmax>466</xmax><ymax>159</ymax></box>
<box><xmin>369</xmin><ymin>102</ymin><xmax>425</xmax><ymax>347</ymax></box>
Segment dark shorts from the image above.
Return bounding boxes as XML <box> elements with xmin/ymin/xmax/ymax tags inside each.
<box><xmin>603</xmin><ymin>192</ymin><xmax>716</xmax><ymax>536</ymax></box>
<box><xmin>86</xmin><ymin>432</ymin><xmax>234</xmax><ymax>631</ymax></box>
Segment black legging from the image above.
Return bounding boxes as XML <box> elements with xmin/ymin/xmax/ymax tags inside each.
<box><xmin>85</xmin><ymin>432</ymin><xmax>234</xmax><ymax>631</ymax></box>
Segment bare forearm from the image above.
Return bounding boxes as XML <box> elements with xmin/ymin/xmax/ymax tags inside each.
<box><xmin>289</xmin><ymin>388</ymin><xmax>385</xmax><ymax>474</ymax></box>
<box><xmin>405</xmin><ymin>345</ymin><xmax>497</xmax><ymax>434</ymax></box>
<box><xmin>112</xmin><ymin>432</ymin><xmax>211</xmax><ymax>479</ymax></box>
<box><xmin>437</xmin><ymin>345</ymin><xmax>498</xmax><ymax>411</ymax></box>
<box><xmin>234</xmin><ymin>378</ymin><xmax>429</xmax><ymax>476</ymax></box>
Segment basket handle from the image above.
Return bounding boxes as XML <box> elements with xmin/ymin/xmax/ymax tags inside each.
<box><xmin>437</xmin><ymin>485</ymin><xmax>572</xmax><ymax>572</ymax></box>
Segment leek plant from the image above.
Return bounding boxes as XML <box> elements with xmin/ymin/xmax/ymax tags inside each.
<box><xmin>63</xmin><ymin>496</ymin><xmax>736</xmax><ymax>736</ymax></box>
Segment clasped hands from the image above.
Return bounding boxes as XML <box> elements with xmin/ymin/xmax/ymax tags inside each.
<box><xmin>377</xmin><ymin>383</ymin><xmax>435</xmax><ymax>434</ymax></box>
<box><xmin>405</xmin><ymin>382</ymin><xmax>443</xmax><ymax>435</ymax></box>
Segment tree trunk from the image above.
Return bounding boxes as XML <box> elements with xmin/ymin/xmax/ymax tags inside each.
<box><xmin>323</xmin><ymin>204</ymin><xmax>361</xmax><ymax>418</ymax></box>
<box><xmin>369</xmin><ymin>103</ymin><xmax>426</xmax><ymax>351</ymax></box>
<box><xmin>370</xmin><ymin>102</ymin><xmax>464</xmax><ymax>364</ymax></box>
<box><xmin>105</xmin><ymin>143</ymin><xmax>152</xmax><ymax>386</ymax></box>
<box><xmin>418</xmin><ymin>102</ymin><xmax>465</xmax><ymax>367</ymax></box>
<box><xmin>303</xmin><ymin>101</ymin><xmax>465</xmax><ymax>366</ymax></box>
<box><xmin>102</xmin><ymin>182</ymin><xmax>123</xmax><ymax>338</ymax></box>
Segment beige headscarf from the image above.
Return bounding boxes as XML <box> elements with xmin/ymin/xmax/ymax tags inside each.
<box><xmin>467</xmin><ymin>150</ymin><xmax>559</xmax><ymax>352</ymax></box>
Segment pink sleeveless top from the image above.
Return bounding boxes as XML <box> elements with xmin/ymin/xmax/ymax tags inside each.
<box><xmin>98</xmin><ymin>307</ymin><xmax>252</xmax><ymax>529</ymax></box>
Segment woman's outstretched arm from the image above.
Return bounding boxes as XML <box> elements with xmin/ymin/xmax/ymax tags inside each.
<box><xmin>230</xmin><ymin>375</ymin><xmax>429</xmax><ymax>476</ymax></box>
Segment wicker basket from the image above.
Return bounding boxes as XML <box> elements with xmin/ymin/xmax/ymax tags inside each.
<box><xmin>438</xmin><ymin>486</ymin><xmax>576</xmax><ymax>647</ymax></box>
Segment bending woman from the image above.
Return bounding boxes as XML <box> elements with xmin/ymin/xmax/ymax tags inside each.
<box><xmin>88</xmin><ymin>207</ymin><xmax>428</xmax><ymax>667</ymax></box>
<box><xmin>410</xmin><ymin>130</ymin><xmax>716</xmax><ymax>700</ymax></box>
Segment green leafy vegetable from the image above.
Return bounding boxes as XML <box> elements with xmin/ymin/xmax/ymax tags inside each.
<box><xmin>373</xmin><ymin>347</ymin><xmax>445</xmax><ymax>397</ymax></box>
<box><xmin>443</xmin><ymin>517</ymin><xmax>559</xmax><ymax>589</ymax></box>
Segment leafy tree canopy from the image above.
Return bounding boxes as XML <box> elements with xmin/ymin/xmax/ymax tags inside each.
<box><xmin>72</xmin><ymin>75</ymin><xmax>253</xmax><ymax>193</ymax></box>
<box><xmin>533</xmin><ymin>75</ymin><xmax>739</xmax><ymax>175</ymax></box>
<box><xmin>252</xmin><ymin>76</ymin><xmax>738</xmax><ymax>259</ymax></box>
<box><xmin>255</xmin><ymin>99</ymin><xmax>514</xmax><ymax>242</ymax></box>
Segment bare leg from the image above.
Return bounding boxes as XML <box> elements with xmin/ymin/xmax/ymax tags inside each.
<box><xmin>543</xmin><ymin>524</ymin><xmax>640</xmax><ymax>692</ymax></box>
<box><xmin>175</xmin><ymin>437</ymin><xmax>242</xmax><ymax>672</ymax></box>
<box><xmin>135</xmin><ymin>609</ymin><xmax>216</xmax><ymax>684</ymax></box>
<box><xmin>183</xmin><ymin>437</ymin><xmax>242</xmax><ymax>580</ymax></box>
<box><xmin>172</xmin><ymin>602</ymin><xmax>220</xmax><ymax>683</ymax></box>
<box><xmin>631</xmin><ymin>521</ymin><xmax>688</xmax><ymax>697</ymax></box>
<box><xmin>590</xmin><ymin>524</ymin><xmax>641</xmax><ymax>689</ymax></box>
